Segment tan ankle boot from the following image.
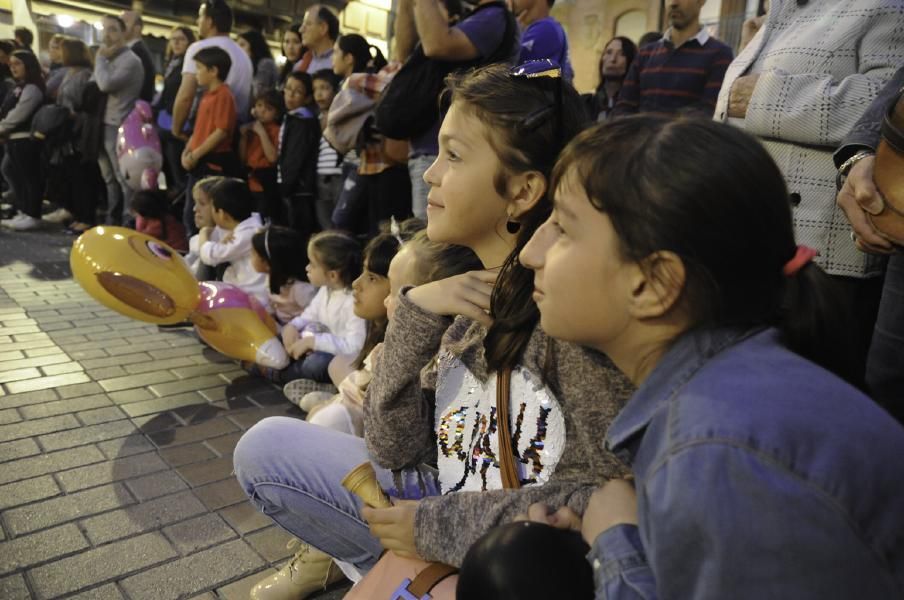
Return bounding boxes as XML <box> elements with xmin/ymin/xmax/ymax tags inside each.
<box><xmin>249</xmin><ymin>540</ymin><xmax>345</xmax><ymax>600</ymax></box>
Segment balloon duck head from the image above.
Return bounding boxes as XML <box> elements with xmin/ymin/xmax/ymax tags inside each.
<box><xmin>70</xmin><ymin>226</ymin><xmax>289</xmax><ymax>369</ymax></box>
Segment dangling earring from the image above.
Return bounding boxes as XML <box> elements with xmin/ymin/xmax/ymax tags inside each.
<box><xmin>506</xmin><ymin>219</ymin><xmax>521</xmax><ymax>235</ymax></box>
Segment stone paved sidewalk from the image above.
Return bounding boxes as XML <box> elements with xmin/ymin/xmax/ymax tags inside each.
<box><xmin>0</xmin><ymin>229</ymin><xmax>351</xmax><ymax>600</ymax></box>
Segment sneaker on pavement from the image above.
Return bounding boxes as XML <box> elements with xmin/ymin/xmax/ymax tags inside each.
<box><xmin>43</xmin><ymin>208</ymin><xmax>73</xmax><ymax>223</ymax></box>
<box><xmin>0</xmin><ymin>212</ymin><xmax>27</xmax><ymax>228</ymax></box>
<box><xmin>7</xmin><ymin>215</ymin><xmax>41</xmax><ymax>231</ymax></box>
<box><xmin>282</xmin><ymin>379</ymin><xmax>337</xmax><ymax>408</ymax></box>
<box><xmin>249</xmin><ymin>540</ymin><xmax>345</xmax><ymax>600</ymax></box>
<box><xmin>298</xmin><ymin>391</ymin><xmax>334</xmax><ymax>413</ymax></box>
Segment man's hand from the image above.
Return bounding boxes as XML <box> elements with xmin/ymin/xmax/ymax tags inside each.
<box><xmin>836</xmin><ymin>155</ymin><xmax>894</xmax><ymax>254</ymax></box>
<box><xmin>728</xmin><ymin>74</ymin><xmax>760</xmax><ymax>119</ymax></box>
<box><xmin>181</xmin><ymin>148</ymin><xmax>196</xmax><ymax>171</ymax></box>
<box><xmin>739</xmin><ymin>14</ymin><xmax>766</xmax><ymax>51</ymax></box>
<box><xmin>362</xmin><ymin>499</ymin><xmax>422</xmax><ymax>559</ymax></box>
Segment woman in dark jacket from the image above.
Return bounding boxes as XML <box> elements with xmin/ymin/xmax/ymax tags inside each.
<box><xmin>53</xmin><ymin>39</ymin><xmax>101</xmax><ymax>234</ymax></box>
<box><xmin>155</xmin><ymin>26</ymin><xmax>195</xmax><ymax>200</ymax></box>
<box><xmin>0</xmin><ymin>50</ymin><xmax>45</xmax><ymax>230</ymax></box>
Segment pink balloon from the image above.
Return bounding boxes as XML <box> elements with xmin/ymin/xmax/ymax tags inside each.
<box><xmin>117</xmin><ymin>100</ymin><xmax>163</xmax><ymax>191</ymax></box>
<box><xmin>193</xmin><ymin>282</ymin><xmax>289</xmax><ymax>369</ymax></box>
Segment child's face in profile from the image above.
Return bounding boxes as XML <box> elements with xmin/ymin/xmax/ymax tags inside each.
<box><xmin>313</xmin><ymin>79</ymin><xmax>336</xmax><ymax>113</ymax></box>
<box><xmin>305</xmin><ymin>248</ymin><xmax>330</xmax><ymax>288</ymax></box>
<box><xmin>193</xmin><ymin>190</ymin><xmax>214</xmax><ymax>228</ymax></box>
<box><xmin>195</xmin><ymin>62</ymin><xmax>216</xmax><ymax>87</ymax></box>
<box><xmin>352</xmin><ymin>260</ymin><xmax>390</xmax><ymax>321</ymax></box>
<box><xmin>384</xmin><ymin>245</ymin><xmax>418</xmax><ymax>321</ymax></box>
<box><xmin>254</xmin><ymin>100</ymin><xmax>278</xmax><ymax>125</ymax></box>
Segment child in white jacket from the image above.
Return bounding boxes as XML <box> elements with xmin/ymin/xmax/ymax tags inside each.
<box><xmin>197</xmin><ymin>178</ymin><xmax>269</xmax><ymax>308</ymax></box>
<box><xmin>250</xmin><ymin>231</ymin><xmax>365</xmax><ymax>384</ymax></box>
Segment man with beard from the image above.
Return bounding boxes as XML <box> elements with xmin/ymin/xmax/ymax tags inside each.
<box><xmin>612</xmin><ymin>0</ymin><xmax>732</xmax><ymax>116</ymax></box>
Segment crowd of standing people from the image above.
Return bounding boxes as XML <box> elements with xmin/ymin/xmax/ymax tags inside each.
<box><xmin>3</xmin><ymin>0</ymin><xmax>904</xmax><ymax>599</ymax></box>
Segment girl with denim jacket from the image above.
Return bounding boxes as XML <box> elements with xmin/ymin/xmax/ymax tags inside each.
<box><xmin>464</xmin><ymin>117</ymin><xmax>904</xmax><ymax>600</ymax></box>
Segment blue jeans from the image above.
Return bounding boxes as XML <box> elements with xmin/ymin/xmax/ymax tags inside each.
<box><xmin>866</xmin><ymin>253</ymin><xmax>904</xmax><ymax>421</ymax></box>
<box><xmin>233</xmin><ymin>417</ymin><xmax>440</xmax><ymax>570</ymax></box>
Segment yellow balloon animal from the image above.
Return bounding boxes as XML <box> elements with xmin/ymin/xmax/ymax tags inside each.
<box><xmin>70</xmin><ymin>226</ymin><xmax>289</xmax><ymax>369</ymax></box>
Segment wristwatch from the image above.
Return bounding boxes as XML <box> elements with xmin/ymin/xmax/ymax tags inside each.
<box><xmin>836</xmin><ymin>149</ymin><xmax>875</xmax><ymax>191</ymax></box>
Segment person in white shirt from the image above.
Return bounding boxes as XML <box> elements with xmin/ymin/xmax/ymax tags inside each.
<box><xmin>197</xmin><ymin>178</ymin><xmax>269</xmax><ymax>306</ymax></box>
<box><xmin>252</xmin><ymin>231</ymin><xmax>365</xmax><ymax>385</ymax></box>
<box><xmin>184</xmin><ymin>176</ymin><xmax>225</xmax><ymax>278</ymax></box>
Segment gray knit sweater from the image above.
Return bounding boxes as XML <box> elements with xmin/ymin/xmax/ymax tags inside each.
<box><xmin>365</xmin><ymin>288</ymin><xmax>634</xmax><ymax>566</ymax></box>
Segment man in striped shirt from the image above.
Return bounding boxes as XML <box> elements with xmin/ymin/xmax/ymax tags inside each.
<box><xmin>613</xmin><ymin>0</ymin><xmax>733</xmax><ymax>117</ymax></box>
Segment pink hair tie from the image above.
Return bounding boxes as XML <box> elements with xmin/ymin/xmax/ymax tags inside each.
<box><xmin>782</xmin><ymin>245</ymin><xmax>819</xmax><ymax>276</ymax></box>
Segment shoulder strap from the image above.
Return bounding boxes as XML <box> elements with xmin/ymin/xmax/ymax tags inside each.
<box><xmin>407</xmin><ymin>563</ymin><xmax>458</xmax><ymax>597</ymax></box>
<box><xmin>495</xmin><ymin>367</ymin><xmax>521</xmax><ymax>490</ymax></box>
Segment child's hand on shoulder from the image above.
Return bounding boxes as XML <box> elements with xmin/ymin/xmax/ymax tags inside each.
<box><xmin>220</xmin><ymin>232</ymin><xmax>235</xmax><ymax>244</ymax></box>
<box><xmin>406</xmin><ymin>270</ymin><xmax>498</xmax><ymax>326</ymax></box>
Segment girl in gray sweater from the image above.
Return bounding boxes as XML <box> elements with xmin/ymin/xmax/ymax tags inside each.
<box><xmin>233</xmin><ymin>62</ymin><xmax>633</xmax><ymax>598</ymax></box>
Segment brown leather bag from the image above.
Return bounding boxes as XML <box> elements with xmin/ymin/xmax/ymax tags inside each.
<box><xmin>869</xmin><ymin>89</ymin><xmax>904</xmax><ymax>244</ymax></box>
<box><xmin>344</xmin><ymin>369</ymin><xmax>518</xmax><ymax>600</ymax></box>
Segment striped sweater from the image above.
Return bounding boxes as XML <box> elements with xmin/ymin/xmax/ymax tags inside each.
<box><xmin>614</xmin><ymin>27</ymin><xmax>733</xmax><ymax>117</ymax></box>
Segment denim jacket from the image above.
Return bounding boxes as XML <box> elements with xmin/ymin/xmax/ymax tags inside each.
<box><xmin>589</xmin><ymin>328</ymin><xmax>904</xmax><ymax>599</ymax></box>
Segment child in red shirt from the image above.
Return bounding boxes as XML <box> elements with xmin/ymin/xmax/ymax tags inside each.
<box><xmin>239</xmin><ymin>89</ymin><xmax>283</xmax><ymax>222</ymax></box>
<box><xmin>181</xmin><ymin>47</ymin><xmax>240</xmax><ymax>177</ymax></box>
<box><xmin>131</xmin><ymin>190</ymin><xmax>188</xmax><ymax>252</ymax></box>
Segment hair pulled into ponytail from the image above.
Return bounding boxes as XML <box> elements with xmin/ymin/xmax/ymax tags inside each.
<box><xmin>337</xmin><ymin>33</ymin><xmax>388</xmax><ymax>74</ymax></box>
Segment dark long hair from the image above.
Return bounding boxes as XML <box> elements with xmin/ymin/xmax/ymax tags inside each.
<box><xmin>11</xmin><ymin>50</ymin><xmax>44</xmax><ymax>93</ymax></box>
<box><xmin>279</xmin><ymin>24</ymin><xmax>303</xmax><ymax>83</ymax></box>
<box><xmin>444</xmin><ymin>63</ymin><xmax>589</xmax><ymax>372</ymax></box>
<box><xmin>596</xmin><ymin>36</ymin><xmax>636</xmax><ymax>93</ymax></box>
<box><xmin>251</xmin><ymin>226</ymin><xmax>309</xmax><ymax>293</ymax></box>
<box><xmin>165</xmin><ymin>26</ymin><xmax>195</xmax><ymax>64</ymax></box>
<box><xmin>352</xmin><ymin>233</ymin><xmax>402</xmax><ymax>369</ymax></box>
<box><xmin>552</xmin><ymin>117</ymin><xmax>856</xmax><ymax>383</ymax></box>
<box><xmin>239</xmin><ymin>30</ymin><xmax>273</xmax><ymax>75</ymax></box>
<box><xmin>336</xmin><ymin>33</ymin><xmax>387</xmax><ymax>74</ymax></box>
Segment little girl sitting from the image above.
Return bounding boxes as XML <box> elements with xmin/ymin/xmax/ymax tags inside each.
<box><xmin>300</xmin><ymin>228</ymin><xmax>482</xmax><ymax>436</ymax></box>
<box><xmin>274</xmin><ymin>231</ymin><xmax>365</xmax><ymax>386</ymax></box>
<box><xmin>250</xmin><ymin>226</ymin><xmax>317</xmax><ymax>326</ymax></box>
<box><xmin>131</xmin><ymin>189</ymin><xmax>188</xmax><ymax>252</ymax></box>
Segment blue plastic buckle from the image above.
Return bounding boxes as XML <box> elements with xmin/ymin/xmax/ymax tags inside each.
<box><xmin>390</xmin><ymin>578</ymin><xmax>431</xmax><ymax>600</ymax></box>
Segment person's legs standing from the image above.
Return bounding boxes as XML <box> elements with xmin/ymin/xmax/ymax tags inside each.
<box><xmin>99</xmin><ymin>125</ymin><xmax>125</xmax><ymax>225</ymax></box>
<box><xmin>315</xmin><ymin>174</ymin><xmax>341</xmax><ymax>230</ymax></box>
<box><xmin>1</xmin><ymin>151</ymin><xmax>22</xmax><ymax>215</ymax></box>
<box><xmin>409</xmin><ymin>154</ymin><xmax>435</xmax><ymax>220</ymax></box>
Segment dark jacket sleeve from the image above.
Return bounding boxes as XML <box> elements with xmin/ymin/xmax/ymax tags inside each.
<box><xmin>132</xmin><ymin>42</ymin><xmax>157</xmax><ymax>103</ymax></box>
<box><xmin>834</xmin><ymin>63</ymin><xmax>904</xmax><ymax>166</ymax></box>
<box><xmin>279</xmin><ymin>115</ymin><xmax>321</xmax><ymax>197</ymax></box>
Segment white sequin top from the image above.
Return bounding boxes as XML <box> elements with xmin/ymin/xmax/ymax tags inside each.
<box><xmin>434</xmin><ymin>350</ymin><xmax>566</xmax><ymax>494</ymax></box>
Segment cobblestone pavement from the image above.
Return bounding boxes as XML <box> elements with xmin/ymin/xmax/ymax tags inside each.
<box><xmin>0</xmin><ymin>228</ymin><xmax>351</xmax><ymax>600</ymax></box>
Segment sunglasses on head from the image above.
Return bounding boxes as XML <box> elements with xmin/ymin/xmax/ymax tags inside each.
<box><xmin>509</xmin><ymin>59</ymin><xmax>564</xmax><ymax>135</ymax></box>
